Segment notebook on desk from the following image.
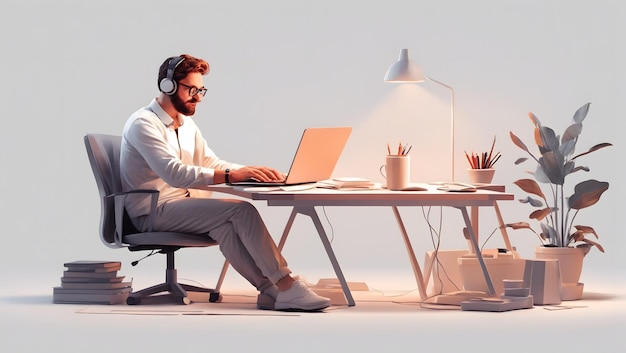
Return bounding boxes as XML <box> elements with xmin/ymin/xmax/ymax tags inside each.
<box><xmin>228</xmin><ymin>126</ymin><xmax>352</xmax><ymax>187</ymax></box>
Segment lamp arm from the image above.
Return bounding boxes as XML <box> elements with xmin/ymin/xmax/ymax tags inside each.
<box><xmin>426</xmin><ymin>76</ymin><xmax>456</xmax><ymax>182</ymax></box>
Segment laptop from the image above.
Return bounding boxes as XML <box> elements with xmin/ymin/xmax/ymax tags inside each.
<box><xmin>229</xmin><ymin>126</ymin><xmax>352</xmax><ymax>187</ymax></box>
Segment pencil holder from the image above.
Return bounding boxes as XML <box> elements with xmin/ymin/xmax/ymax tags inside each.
<box><xmin>467</xmin><ymin>168</ymin><xmax>495</xmax><ymax>184</ymax></box>
<box><xmin>380</xmin><ymin>155</ymin><xmax>410</xmax><ymax>190</ymax></box>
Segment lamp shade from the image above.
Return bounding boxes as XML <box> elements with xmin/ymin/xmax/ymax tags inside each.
<box><xmin>384</xmin><ymin>49</ymin><xmax>425</xmax><ymax>82</ymax></box>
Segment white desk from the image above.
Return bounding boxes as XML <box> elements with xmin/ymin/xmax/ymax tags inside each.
<box><xmin>208</xmin><ymin>184</ymin><xmax>514</xmax><ymax>306</ymax></box>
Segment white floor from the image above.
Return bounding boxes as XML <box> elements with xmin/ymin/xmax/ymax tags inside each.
<box><xmin>1</xmin><ymin>271</ymin><xmax>624</xmax><ymax>353</ymax></box>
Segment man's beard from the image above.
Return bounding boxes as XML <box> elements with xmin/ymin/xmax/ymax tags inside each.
<box><xmin>171</xmin><ymin>92</ymin><xmax>197</xmax><ymax>116</ymax></box>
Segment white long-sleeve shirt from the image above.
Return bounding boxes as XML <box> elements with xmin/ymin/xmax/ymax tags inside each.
<box><xmin>120</xmin><ymin>98</ymin><xmax>243</xmax><ymax>218</ymax></box>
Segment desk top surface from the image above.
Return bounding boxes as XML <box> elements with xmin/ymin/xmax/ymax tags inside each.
<box><xmin>206</xmin><ymin>183</ymin><xmax>513</xmax><ymax>207</ymax></box>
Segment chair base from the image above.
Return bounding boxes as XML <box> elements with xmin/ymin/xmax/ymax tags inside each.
<box><xmin>127</xmin><ymin>267</ymin><xmax>221</xmax><ymax>305</ymax></box>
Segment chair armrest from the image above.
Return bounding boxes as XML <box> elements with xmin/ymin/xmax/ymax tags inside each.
<box><xmin>105</xmin><ymin>189</ymin><xmax>159</xmax><ymax>246</ymax></box>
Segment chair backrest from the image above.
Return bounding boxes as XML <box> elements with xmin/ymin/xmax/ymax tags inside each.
<box><xmin>84</xmin><ymin>134</ymin><xmax>125</xmax><ymax>248</ymax></box>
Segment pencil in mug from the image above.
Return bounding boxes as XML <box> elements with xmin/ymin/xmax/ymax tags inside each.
<box><xmin>464</xmin><ymin>151</ymin><xmax>475</xmax><ymax>169</ymax></box>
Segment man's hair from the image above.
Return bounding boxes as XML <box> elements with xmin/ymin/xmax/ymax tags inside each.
<box><xmin>157</xmin><ymin>54</ymin><xmax>210</xmax><ymax>89</ymax></box>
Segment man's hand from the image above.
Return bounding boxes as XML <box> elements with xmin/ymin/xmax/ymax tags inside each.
<box><xmin>229</xmin><ymin>166</ymin><xmax>285</xmax><ymax>183</ymax></box>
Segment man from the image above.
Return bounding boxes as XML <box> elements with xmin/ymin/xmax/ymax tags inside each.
<box><xmin>120</xmin><ymin>53</ymin><xmax>331</xmax><ymax>311</ymax></box>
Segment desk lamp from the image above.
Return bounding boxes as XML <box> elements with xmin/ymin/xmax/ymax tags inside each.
<box><xmin>384</xmin><ymin>48</ymin><xmax>456</xmax><ymax>182</ymax></box>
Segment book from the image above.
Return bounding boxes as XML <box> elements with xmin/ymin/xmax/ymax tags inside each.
<box><xmin>460</xmin><ymin>295</ymin><xmax>534</xmax><ymax>312</ymax></box>
<box><xmin>60</xmin><ymin>281</ymin><xmax>132</xmax><ymax>290</ymax></box>
<box><xmin>62</xmin><ymin>270</ymin><xmax>120</xmax><ymax>278</ymax></box>
<box><xmin>64</xmin><ymin>261</ymin><xmax>122</xmax><ymax>272</ymax></box>
<box><xmin>53</xmin><ymin>288</ymin><xmax>131</xmax><ymax>305</ymax></box>
<box><xmin>53</xmin><ymin>286</ymin><xmax>132</xmax><ymax>295</ymax></box>
<box><xmin>61</xmin><ymin>276</ymin><xmax>125</xmax><ymax>283</ymax></box>
<box><xmin>317</xmin><ymin>177</ymin><xmax>378</xmax><ymax>190</ymax></box>
<box><xmin>474</xmin><ymin>184</ymin><xmax>506</xmax><ymax>192</ymax></box>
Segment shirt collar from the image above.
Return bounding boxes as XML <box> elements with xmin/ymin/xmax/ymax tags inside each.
<box><xmin>147</xmin><ymin>98</ymin><xmax>186</xmax><ymax>130</ymax></box>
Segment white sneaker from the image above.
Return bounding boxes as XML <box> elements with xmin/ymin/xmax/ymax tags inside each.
<box><xmin>275</xmin><ymin>280</ymin><xmax>331</xmax><ymax>311</ymax></box>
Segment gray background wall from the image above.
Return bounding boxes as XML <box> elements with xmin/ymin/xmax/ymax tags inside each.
<box><xmin>1</xmin><ymin>0</ymin><xmax>623</xmax><ymax>291</ymax></box>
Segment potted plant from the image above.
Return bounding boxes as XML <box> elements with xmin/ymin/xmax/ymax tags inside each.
<box><xmin>507</xmin><ymin>102</ymin><xmax>612</xmax><ymax>300</ymax></box>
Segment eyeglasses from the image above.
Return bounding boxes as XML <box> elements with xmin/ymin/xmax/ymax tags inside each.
<box><xmin>177</xmin><ymin>82</ymin><xmax>207</xmax><ymax>97</ymax></box>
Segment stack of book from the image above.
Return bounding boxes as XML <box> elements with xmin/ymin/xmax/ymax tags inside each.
<box><xmin>53</xmin><ymin>261</ymin><xmax>132</xmax><ymax>304</ymax></box>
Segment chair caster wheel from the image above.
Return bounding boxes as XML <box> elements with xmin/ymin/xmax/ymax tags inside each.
<box><xmin>209</xmin><ymin>293</ymin><xmax>222</xmax><ymax>303</ymax></box>
<box><xmin>127</xmin><ymin>296</ymin><xmax>140</xmax><ymax>305</ymax></box>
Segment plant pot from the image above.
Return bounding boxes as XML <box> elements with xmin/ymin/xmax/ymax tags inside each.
<box><xmin>534</xmin><ymin>246</ymin><xmax>586</xmax><ymax>300</ymax></box>
<box><xmin>467</xmin><ymin>168</ymin><xmax>495</xmax><ymax>184</ymax></box>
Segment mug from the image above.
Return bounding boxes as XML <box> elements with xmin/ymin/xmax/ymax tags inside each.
<box><xmin>380</xmin><ymin>155</ymin><xmax>410</xmax><ymax>190</ymax></box>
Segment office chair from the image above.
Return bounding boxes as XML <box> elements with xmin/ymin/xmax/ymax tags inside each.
<box><xmin>84</xmin><ymin>133</ymin><xmax>228</xmax><ymax>305</ymax></box>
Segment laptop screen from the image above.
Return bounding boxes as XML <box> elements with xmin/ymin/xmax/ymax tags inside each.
<box><xmin>283</xmin><ymin>126</ymin><xmax>352</xmax><ymax>185</ymax></box>
<box><xmin>229</xmin><ymin>126</ymin><xmax>352</xmax><ymax>186</ymax></box>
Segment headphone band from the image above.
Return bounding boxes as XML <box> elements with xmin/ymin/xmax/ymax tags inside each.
<box><xmin>166</xmin><ymin>57</ymin><xmax>185</xmax><ymax>82</ymax></box>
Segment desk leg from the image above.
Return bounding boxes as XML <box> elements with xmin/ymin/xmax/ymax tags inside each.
<box><xmin>279</xmin><ymin>206</ymin><xmax>355</xmax><ymax>307</ymax></box>
<box><xmin>493</xmin><ymin>201</ymin><xmax>515</xmax><ymax>255</ymax></box>
<box><xmin>469</xmin><ymin>206</ymin><xmax>479</xmax><ymax>253</ymax></box>
<box><xmin>391</xmin><ymin>206</ymin><xmax>428</xmax><ymax>300</ymax></box>
<box><xmin>277</xmin><ymin>208</ymin><xmax>298</xmax><ymax>251</ymax></box>
<box><xmin>457</xmin><ymin>206</ymin><xmax>496</xmax><ymax>296</ymax></box>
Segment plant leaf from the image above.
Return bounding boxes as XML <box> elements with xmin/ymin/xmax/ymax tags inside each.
<box><xmin>563</xmin><ymin>160</ymin><xmax>576</xmax><ymax>177</ymax></box>
<box><xmin>571</xmin><ymin>165</ymin><xmax>590</xmax><ymax>173</ymax></box>
<box><xmin>559</xmin><ymin>138</ymin><xmax>576</xmax><ymax>158</ymax></box>
<box><xmin>505</xmin><ymin>222</ymin><xmax>532</xmax><ymax>230</ymax></box>
<box><xmin>514</xmin><ymin>179</ymin><xmax>546</xmax><ymax>199</ymax></box>
<box><xmin>573</xmin><ymin>102</ymin><xmax>591</xmax><ymax>124</ymax></box>
<box><xmin>539</xmin><ymin>152</ymin><xmax>565</xmax><ymax>185</ymax></box>
<box><xmin>530</xmin><ymin>208</ymin><xmax>552</xmax><ymax>221</ymax></box>
<box><xmin>518</xmin><ymin>196</ymin><xmax>544</xmax><ymax>207</ymax></box>
<box><xmin>528</xmin><ymin>112</ymin><xmax>541</xmax><ymax>127</ymax></box>
<box><xmin>514</xmin><ymin>157</ymin><xmax>528</xmax><ymax>165</ymax></box>
<box><xmin>509</xmin><ymin>131</ymin><xmax>530</xmax><ymax>153</ymax></box>
<box><xmin>533</xmin><ymin>165</ymin><xmax>551</xmax><ymax>183</ymax></box>
<box><xmin>562</xmin><ymin>123</ymin><xmax>582</xmax><ymax>145</ymax></box>
<box><xmin>568</xmin><ymin>180</ymin><xmax>609</xmax><ymax>210</ymax></box>
<box><xmin>572</xmin><ymin>142</ymin><xmax>613</xmax><ymax>160</ymax></box>
<box><xmin>528</xmin><ymin>112</ymin><xmax>545</xmax><ymax>149</ymax></box>
<box><xmin>574</xmin><ymin>225</ymin><xmax>599</xmax><ymax>239</ymax></box>
<box><xmin>581</xmin><ymin>239</ymin><xmax>605</xmax><ymax>253</ymax></box>
<box><xmin>538</xmin><ymin>126</ymin><xmax>559</xmax><ymax>154</ymax></box>
<box><xmin>533</xmin><ymin>126</ymin><xmax>543</xmax><ymax>150</ymax></box>
<box><xmin>571</xmin><ymin>229</ymin><xmax>585</xmax><ymax>242</ymax></box>
<box><xmin>540</xmin><ymin>223</ymin><xmax>558</xmax><ymax>244</ymax></box>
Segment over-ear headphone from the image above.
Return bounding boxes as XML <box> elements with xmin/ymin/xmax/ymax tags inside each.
<box><xmin>159</xmin><ymin>56</ymin><xmax>185</xmax><ymax>95</ymax></box>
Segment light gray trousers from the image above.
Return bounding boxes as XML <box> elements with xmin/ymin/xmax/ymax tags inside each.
<box><xmin>133</xmin><ymin>197</ymin><xmax>291</xmax><ymax>294</ymax></box>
